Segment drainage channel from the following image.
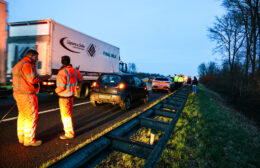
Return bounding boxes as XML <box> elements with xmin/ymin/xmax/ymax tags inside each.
<box><xmin>50</xmin><ymin>86</ymin><xmax>190</xmax><ymax>168</ymax></box>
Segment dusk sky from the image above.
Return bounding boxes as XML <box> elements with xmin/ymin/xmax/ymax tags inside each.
<box><xmin>5</xmin><ymin>0</ymin><xmax>225</xmax><ymax>77</ymax></box>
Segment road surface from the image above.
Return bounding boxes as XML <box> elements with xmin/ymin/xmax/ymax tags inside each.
<box><xmin>0</xmin><ymin>89</ymin><xmax>167</xmax><ymax>168</ymax></box>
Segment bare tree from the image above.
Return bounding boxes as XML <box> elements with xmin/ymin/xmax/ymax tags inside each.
<box><xmin>207</xmin><ymin>61</ymin><xmax>219</xmax><ymax>75</ymax></box>
<box><xmin>198</xmin><ymin>63</ymin><xmax>207</xmax><ymax>77</ymax></box>
<box><xmin>222</xmin><ymin>0</ymin><xmax>259</xmax><ymax>77</ymax></box>
<box><xmin>208</xmin><ymin>14</ymin><xmax>245</xmax><ymax>74</ymax></box>
<box><xmin>200</xmin><ymin>0</ymin><xmax>260</xmax><ymax>124</ymax></box>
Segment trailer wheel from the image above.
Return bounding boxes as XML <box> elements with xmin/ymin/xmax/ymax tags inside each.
<box><xmin>83</xmin><ymin>85</ymin><xmax>90</xmax><ymax>98</ymax></box>
<box><xmin>80</xmin><ymin>84</ymin><xmax>90</xmax><ymax>99</ymax></box>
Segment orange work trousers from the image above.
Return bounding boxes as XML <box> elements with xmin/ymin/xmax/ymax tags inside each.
<box><xmin>13</xmin><ymin>93</ymin><xmax>38</xmax><ymax>144</ymax></box>
<box><xmin>59</xmin><ymin>97</ymin><xmax>75</xmax><ymax>137</ymax></box>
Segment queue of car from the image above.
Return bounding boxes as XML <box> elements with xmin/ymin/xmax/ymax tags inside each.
<box><xmin>89</xmin><ymin>73</ymin><xmax>182</xmax><ymax>111</ymax></box>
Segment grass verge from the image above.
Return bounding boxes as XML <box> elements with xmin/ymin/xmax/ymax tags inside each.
<box><xmin>158</xmin><ymin>84</ymin><xmax>260</xmax><ymax>168</ymax></box>
<box><xmin>97</xmin><ymin>85</ymin><xmax>260</xmax><ymax>168</ymax></box>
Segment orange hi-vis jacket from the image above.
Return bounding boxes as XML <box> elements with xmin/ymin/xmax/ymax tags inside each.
<box><xmin>55</xmin><ymin>65</ymin><xmax>82</xmax><ymax>97</ymax></box>
<box><xmin>12</xmin><ymin>57</ymin><xmax>43</xmax><ymax>94</ymax></box>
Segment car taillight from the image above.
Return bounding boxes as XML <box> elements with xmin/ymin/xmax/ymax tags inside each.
<box><xmin>114</xmin><ymin>83</ymin><xmax>126</xmax><ymax>89</ymax></box>
<box><xmin>43</xmin><ymin>81</ymin><xmax>55</xmax><ymax>85</ymax></box>
<box><xmin>92</xmin><ymin>82</ymin><xmax>99</xmax><ymax>87</ymax></box>
<box><xmin>144</xmin><ymin>87</ymin><xmax>148</xmax><ymax>90</ymax></box>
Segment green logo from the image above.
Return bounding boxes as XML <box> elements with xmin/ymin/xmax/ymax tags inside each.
<box><xmin>103</xmin><ymin>51</ymin><xmax>116</xmax><ymax>58</ymax></box>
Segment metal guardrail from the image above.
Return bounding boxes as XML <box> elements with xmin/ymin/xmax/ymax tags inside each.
<box><xmin>50</xmin><ymin>86</ymin><xmax>190</xmax><ymax>168</ymax></box>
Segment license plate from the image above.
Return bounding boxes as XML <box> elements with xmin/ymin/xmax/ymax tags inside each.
<box><xmin>156</xmin><ymin>83</ymin><xmax>165</xmax><ymax>87</ymax></box>
<box><xmin>158</xmin><ymin>85</ymin><xmax>165</xmax><ymax>89</ymax></box>
<box><xmin>99</xmin><ymin>94</ymin><xmax>111</xmax><ymax>99</ymax></box>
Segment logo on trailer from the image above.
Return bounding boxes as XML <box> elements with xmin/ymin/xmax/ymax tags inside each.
<box><xmin>60</xmin><ymin>37</ymin><xmax>86</xmax><ymax>53</ymax></box>
<box><xmin>88</xmin><ymin>44</ymin><xmax>96</xmax><ymax>57</ymax></box>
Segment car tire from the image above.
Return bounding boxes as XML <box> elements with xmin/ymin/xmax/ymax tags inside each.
<box><xmin>120</xmin><ymin>97</ymin><xmax>131</xmax><ymax>111</ymax></box>
<box><xmin>142</xmin><ymin>94</ymin><xmax>149</xmax><ymax>104</ymax></box>
<box><xmin>91</xmin><ymin>100</ymin><xmax>97</xmax><ymax>107</ymax></box>
<box><xmin>168</xmin><ymin>89</ymin><xmax>172</xmax><ymax>94</ymax></box>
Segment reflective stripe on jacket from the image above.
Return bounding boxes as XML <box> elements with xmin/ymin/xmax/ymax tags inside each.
<box><xmin>174</xmin><ymin>76</ymin><xmax>179</xmax><ymax>82</ymax></box>
<box><xmin>178</xmin><ymin>77</ymin><xmax>184</xmax><ymax>82</ymax></box>
<box><xmin>55</xmin><ymin>65</ymin><xmax>82</xmax><ymax>97</ymax></box>
<box><xmin>12</xmin><ymin>57</ymin><xmax>43</xmax><ymax>94</ymax></box>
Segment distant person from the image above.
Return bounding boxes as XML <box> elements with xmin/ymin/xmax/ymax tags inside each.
<box><xmin>173</xmin><ymin>74</ymin><xmax>179</xmax><ymax>89</ymax></box>
<box><xmin>192</xmin><ymin>76</ymin><xmax>198</xmax><ymax>94</ymax></box>
<box><xmin>187</xmin><ymin>76</ymin><xmax>192</xmax><ymax>86</ymax></box>
<box><xmin>55</xmin><ymin>56</ymin><xmax>82</xmax><ymax>140</ymax></box>
<box><xmin>174</xmin><ymin>74</ymin><xmax>178</xmax><ymax>83</ymax></box>
<box><xmin>178</xmin><ymin>75</ymin><xmax>184</xmax><ymax>87</ymax></box>
<box><xmin>12</xmin><ymin>49</ymin><xmax>50</xmax><ymax>147</ymax></box>
<box><xmin>183</xmin><ymin>76</ymin><xmax>188</xmax><ymax>85</ymax></box>
<box><xmin>168</xmin><ymin>75</ymin><xmax>174</xmax><ymax>83</ymax></box>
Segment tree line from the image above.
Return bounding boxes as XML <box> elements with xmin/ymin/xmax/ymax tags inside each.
<box><xmin>198</xmin><ymin>0</ymin><xmax>260</xmax><ymax>125</ymax></box>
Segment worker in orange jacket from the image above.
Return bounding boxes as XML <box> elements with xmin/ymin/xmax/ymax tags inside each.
<box><xmin>55</xmin><ymin>56</ymin><xmax>82</xmax><ymax>140</ymax></box>
<box><xmin>12</xmin><ymin>49</ymin><xmax>50</xmax><ymax>147</ymax></box>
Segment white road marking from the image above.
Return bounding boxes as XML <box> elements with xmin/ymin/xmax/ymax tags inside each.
<box><xmin>0</xmin><ymin>101</ymin><xmax>90</xmax><ymax>123</ymax></box>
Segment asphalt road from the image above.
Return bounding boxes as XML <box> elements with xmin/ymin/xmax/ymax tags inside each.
<box><xmin>0</xmin><ymin>89</ymin><xmax>167</xmax><ymax>168</ymax></box>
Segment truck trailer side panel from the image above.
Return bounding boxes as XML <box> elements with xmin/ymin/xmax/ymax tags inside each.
<box><xmin>6</xmin><ymin>19</ymin><xmax>123</xmax><ymax>97</ymax></box>
<box><xmin>51</xmin><ymin>21</ymin><xmax>120</xmax><ymax>74</ymax></box>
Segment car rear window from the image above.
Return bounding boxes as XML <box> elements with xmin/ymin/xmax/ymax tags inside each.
<box><xmin>154</xmin><ymin>77</ymin><xmax>169</xmax><ymax>81</ymax></box>
<box><xmin>100</xmin><ymin>74</ymin><xmax>121</xmax><ymax>85</ymax></box>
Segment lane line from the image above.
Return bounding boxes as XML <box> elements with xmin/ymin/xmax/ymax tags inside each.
<box><xmin>0</xmin><ymin>101</ymin><xmax>90</xmax><ymax>123</ymax></box>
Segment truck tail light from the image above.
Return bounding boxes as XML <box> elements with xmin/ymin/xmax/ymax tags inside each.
<box><xmin>43</xmin><ymin>81</ymin><xmax>55</xmax><ymax>85</ymax></box>
<box><xmin>114</xmin><ymin>83</ymin><xmax>126</xmax><ymax>89</ymax></box>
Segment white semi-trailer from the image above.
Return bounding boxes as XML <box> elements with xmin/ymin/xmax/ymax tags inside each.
<box><xmin>6</xmin><ymin>19</ymin><xmax>127</xmax><ymax>98</ymax></box>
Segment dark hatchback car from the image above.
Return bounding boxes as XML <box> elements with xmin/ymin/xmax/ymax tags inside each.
<box><xmin>90</xmin><ymin>73</ymin><xmax>149</xmax><ymax>110</ymax></box>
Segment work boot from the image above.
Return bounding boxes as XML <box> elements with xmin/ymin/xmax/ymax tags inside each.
<box><xmin>24</xmin><ymin>140</ymin><xmax>42</xmax><ymax>147</ymax></box>
<box><xmin>18</xmin><ymin>135</ymin><xmax>24</xmax><ymax>144</ymax></box>
<box><xmin>59</xmin><ymin>134</ymin><xmax>74</xmax><ymax>140</ymax></box>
